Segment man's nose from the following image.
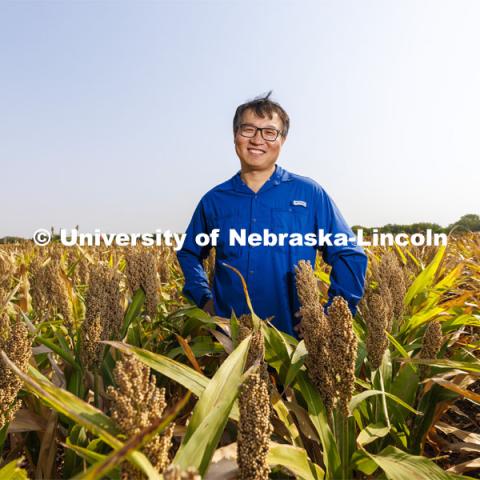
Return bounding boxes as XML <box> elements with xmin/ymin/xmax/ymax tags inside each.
<box><xmin>250</xmin><ymin>129</ymin><xmax>265</xmax><ymax>144</ymax></box>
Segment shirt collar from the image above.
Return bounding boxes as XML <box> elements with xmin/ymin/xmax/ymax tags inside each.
<box><xmin>231</xmin><ymin>164</ymin><xmax>292</xmax><ymax>192</ymax></box>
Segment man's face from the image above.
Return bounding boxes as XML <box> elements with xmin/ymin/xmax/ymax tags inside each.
<box><xmin>234</xmin><ymin>109</ymin><xmax>286</xmax><ymax>171</ymax></box>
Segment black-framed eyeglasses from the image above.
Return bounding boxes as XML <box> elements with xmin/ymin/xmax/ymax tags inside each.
<box><xmin>237</xmin><ymin>123</ymin><xmax>281</xmax><ymax>142</ymax></box>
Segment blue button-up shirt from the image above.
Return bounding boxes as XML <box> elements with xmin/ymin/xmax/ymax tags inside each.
<box><xmin>176</xmin><ymin>164</ymin><xmax>367</xmax><ymax>337</ymax></box>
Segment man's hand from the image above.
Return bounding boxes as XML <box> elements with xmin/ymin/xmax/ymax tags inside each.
<box><xmin>293</xmin><ymin>322</ymin><xmax>304</xmax><ymax>339</ymax></box>
<box><xmin>294</xmin><ymin>310</ymin><xmax>304</xmax><ymax>339</ymax></box>
<box><xmin>202</xmin><ymin>298</ymin><xmax>216</xmax><ymax>316</ymax></box>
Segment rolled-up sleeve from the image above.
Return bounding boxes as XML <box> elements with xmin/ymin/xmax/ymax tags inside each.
<box><xmin>176</xmin><ymin>199</ymin><xmax>213</xmax><ymax>308</ymax></box>
<box><xmin>315</xmin><ymin>187</ymin><xmax>368</xmax><ymax>315</ymax></box>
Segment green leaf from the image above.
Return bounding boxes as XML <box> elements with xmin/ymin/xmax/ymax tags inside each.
<box><xmin>373</xmin><ymin>368</ymin><xmax>391</xmax><ymax>429</ymax></box>
<box><xmin>67</xmin><ymin>367</ymin><xmax>85</xmax><ymax>400</ymax></box>
<box><xmin>333</xmin><ymin>411</ymin><xmax>356</xmax><ymax>480</ymax></box>
<box><xmin>284</xmin><ymin>340</ymin><xmax>307</xmax><ymax>388</ymax></box>
<box><xmin>403</xmin><ymin>307</ymin><xmax>446</xmax><ymax>332</ymax></box>
<box><xmin>64</xmin><ymin>439</ymin><xmax>107</xmax><ymax>464</ymax></box>
<box><xmin>63</xmin><ymin>425</ymin><xmax>89</xmax><ymax>477</ymax></box>
<box><xmin>350</xmin><ymin>389</ymin><xmax>421</xmax><ymax>415</ymax></box>
<box><xmin>104</xmin><ymin>341</ymin><xmax>208</xmax><ymax>397</ymax></box>
<box><xmin>351</xmin><ymin>450</ymin><xmax>378</xmax><ymax>475</ymax></box>
<box><xmin>367</xmin><ymin>445</ymin><xmax>462</xmax><ymax>480</ymax></box>
<box><xmin>424</xmin><ymin>263</ymin><xmax>463</xmax><ymax>309</ymax></box>
<box><xmin>185</xmin><ymin>335</ymin><xmax>250</xmax><ymax>443</ymax></box>
<box><xmin>442</xmin><ymin>314</ymin><xmax>480</xmax><ymax>332</ymax></box>
<box><xmin>35</xmin><ymin>336</ymin><xmax>80</xmax><ymax>371</ymax></box>
<box><xmin>169</xmin><ymin>305</ymin><xmax>215</xmax><ymax>323</ymax></box>
<box><xmin>0</xmin><ymin>458</ymin><xmax>29</xmax><ymax>480</ymax></box>
<box><xmin>262</xmin><ymin>321</ymin><xmax>294</xmax><ymax>382</ymax></box>
<box><xmin>380</xmin><ymin>347</ymin><xmax>393</xmax><ymax>390</ymax></box>
<box><xmin>316</xmin><ymin>270</ymin><xmax>331</xmax><ymax>285</ymax></box>
<box><xmin>230</xmin><ymin>310</ymin><xmax>240</xmax><ymax>346</ymax></box>
<box><xmin>173</xmin><ymin>336</ymin><xmax>251</xmax><ymax>475</ymax></box>
<box><xmin>405</xmin><ymin>248</ymin><xmax>421</xmax><ymax>269</ymax></box>
<box><xmin>174</xmin><ymin>399</ymin><xmax>234</xmax><ymax>474</ymax></box>
<box><xmin>271</xmin><ymin>391</ymin><xmax>303</xmax><ymax>447</ymax></box>
<box><xmin>168</xmin><ymin>337</ymin><xmax>224</xmax><ymax>359</ymax></box>
<box><xmin>295</xmin><ymin>372</ymin><xmax>340</xmax><ymax>479</ymax></box>
<box><xmin>390</xmin><ymin>365</ymin><xmax>420</xmax><ymax>424</ymax></box>
<box><xmin>268</xmin><ymin>442</ymin><xmax>324</xmax><ymax>480</ymax></box>
<box><xmin>121</xmin><ymin>288</ymin><xmax>145</xmax><ymax>338</ymax></box>
<box><xmin>0</xmin><ymin>423</ymin><xmax>8</xmax><ymax>454</ymax></box>
<box><xmin>404</xmin><ymin>246</ymin><xmax>445</xmax><ymax>308</ymax></box>
<box><xmin>357</xmin><ymin>423</ymin><xmax>390</xmax><ymax>446</ymax></box>
<box><xmin>410</xmin><ymin>383</ymin><xmax>458</xmax><ymax>453</ymax></box>
<box><xmin>403</xmin><ymin>357</ymin><xmax>480</xmax><ymax>373</ymax></box>
<box><xmin>393</xmin><ymin>243</ymin><xmax>407</xmax><ymax>265</ymax></box>
<box><xmin>386</xmin><ymin>331</ymin><xmax>416</xmax><ymax>373</ymax></box>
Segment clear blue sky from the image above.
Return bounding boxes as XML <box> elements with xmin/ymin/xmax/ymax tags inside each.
<box><xmin>1</xmin><ymin>0</ymin><xmax>479</xmax><ymax>237</ymax></box>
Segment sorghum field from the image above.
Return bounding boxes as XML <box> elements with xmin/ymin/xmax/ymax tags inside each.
<box><xmin>0</xmin><ymin>234</ymin><xmax>479</xmax><ymax>479</ymax></box>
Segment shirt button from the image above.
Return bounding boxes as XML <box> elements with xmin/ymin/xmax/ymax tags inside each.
<box><xmin>252</xmin><ymin>218</ymin><xmax>256</xmax><ymax>222</ymax></box>
<box><xmin>249</xmin><ymin>270</ymin><xmax>254</xmax><ymax>274</ymax></box>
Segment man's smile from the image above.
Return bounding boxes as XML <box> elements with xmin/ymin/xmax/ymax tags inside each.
<box><xmin>247</xmin><ymin>147</ymin><xmax>266</xmax><ymax>155</ymax></box>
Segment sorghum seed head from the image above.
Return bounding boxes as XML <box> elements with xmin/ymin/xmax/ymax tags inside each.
<box><xmin>157</xmin><ymin>246</ymin><xmax>172</xmax><ymax>284</ymax></box>
<box><xmin>237</xmin><ymin>366</ymin><xmax>272</xmax><ymax>480</ymax></box>
<box><xmin>295</xmin><ymin>260</ymin><xmax>335</xmax><ymax>412</ymax></box>
<box><xmin>379</xmin><ymin>252</ymin><xmax>406</xmax><ymax>322</ymax></box>
<box><xmin>0</xmin><ymin>314</ymin><xmax>32</xmax><ymax>429</ymax></box>
<box><xmin>80</xmin><ymin>263</ymin><xmax>123</xmax><ymax>370</ymax></box>
<box><xmin>238</xmin><ymin>314</ymin><xmax>265</xmax><ymax>370</ymax></box>
<box><xmin>0</xmin><ymin>252</ymin><xmax>15</xmax><ymax>308</ymax></box>
<box><xmin>367</xmin><ymin>252</ymin><xmax>406</xmax><ymax>330</ymax></box>
<box><xmin>125</xmin><ymin>248</ymin><xmax>160</xmax><ymax>317</ymax></box>
<box><xmin>326</xmin><ymin>296</ymin><xmax>358</xmax><ymax>416</ymax></box>
<box><xmin>29</xmin><ymin>257</ymin><xmax>73</xmax><ymax>328</ymax></box>
<box><xmin>107</xmin><ymin>354</ymin><xmax>174</xmax><ymax>476</ymax></box>
<box><xmin>419</xmin><ymin>320</ymin><xmax>443</xmax><ymax>378</ymax></box>
<box><xmin>362</xmin><ymin>291</ymin><xmax>389</xmax><ymax>370</ymax></box>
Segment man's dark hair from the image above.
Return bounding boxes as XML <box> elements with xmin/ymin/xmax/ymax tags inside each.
<box><xmin>233</xmin><ymin>91</ymin><xmax>290</xmax><ymax>138</ymax></box>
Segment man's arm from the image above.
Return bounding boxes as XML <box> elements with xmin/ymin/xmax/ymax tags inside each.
<box><xmin>315</xmin><ymin>187</ymin><xmax>368</xmax><ymax>315</ymax></box>
<box><xmin>176</xmin><ymin>199</ymin><xmax>214</xmax><ymax>310</ymax></box>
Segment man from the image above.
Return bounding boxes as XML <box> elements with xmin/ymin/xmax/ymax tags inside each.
<box><xmin>176</xmin><ymin>92</ymin><xmax>367</xmax><ymax>338</ymax></box>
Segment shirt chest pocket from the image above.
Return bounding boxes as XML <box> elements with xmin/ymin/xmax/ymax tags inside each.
<box><xmin>270</xmin><ymin>207</ymin><xmax>309</xmax><ymax>234</ymax></box>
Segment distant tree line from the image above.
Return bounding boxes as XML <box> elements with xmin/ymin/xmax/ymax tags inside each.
<box><xmin>1</xmin><ymin>214</ymin><xmax>479</xmax><ymax>244</ymax></box>
<box><xmin>353</xmin><ymin>214</ymin><xmax>480</xmax><ymax>235</ymax></box>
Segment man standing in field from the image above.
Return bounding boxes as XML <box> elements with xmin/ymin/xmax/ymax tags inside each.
<box><xmin>176</xmin><ymin>92</ymin><xmax>367</xmax><ymax>337</ymax></box>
